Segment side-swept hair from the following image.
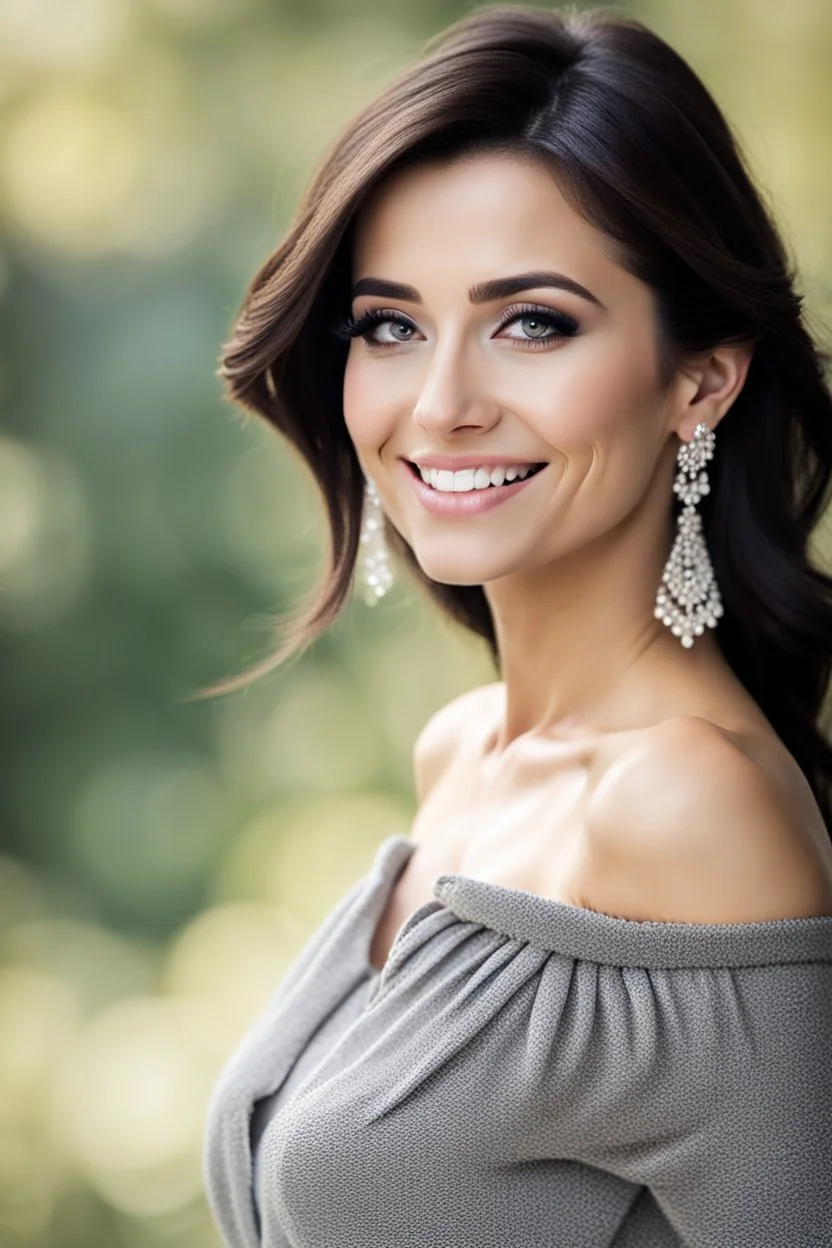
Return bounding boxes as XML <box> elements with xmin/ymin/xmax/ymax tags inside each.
<box><xmin>191</xmin><ymin>4</ymin><xmax>832</xmax><ymax>834</ymax></box>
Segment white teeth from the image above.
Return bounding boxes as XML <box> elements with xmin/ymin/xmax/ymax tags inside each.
<box><xmin>415</xmin><ymin>463</ymin><xmax>542</xmax><ymax>493</ymax></box>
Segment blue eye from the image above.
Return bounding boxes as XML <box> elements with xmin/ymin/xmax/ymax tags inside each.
<box><xmin>497</xmin><ymin>306</ymin><xmax>579</xmax><ymax>342</ymax></box>
<box><xmin>333</xmin><ymin>310</ymin><xmax>416</xmax><ymax>344</ymax></box>
<box><xmin>332</xmin><ymin>303</ymin><xmax>580</xmax><ymax>350</ymax></box>
<box><xmin>333</xmin><ymin>309</ymin><xmax>414</xmax><ymax>344</ymax></box>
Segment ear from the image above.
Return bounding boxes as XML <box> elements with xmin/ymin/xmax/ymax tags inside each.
<box><xmin>674</xmin><ymin>343</ymin><xmax>753</xmax><ymax>442</ymax></box>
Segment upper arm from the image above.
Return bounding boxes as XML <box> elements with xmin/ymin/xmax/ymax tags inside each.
<box><xmin>413</xmin><ymin>683</ymin><xmax>500</xmax><ymax>805</ymax></box>
<box><xmin>584</xmin><ymin>716</ymin><xmax>832</xmax><ymax>924</ymax></box>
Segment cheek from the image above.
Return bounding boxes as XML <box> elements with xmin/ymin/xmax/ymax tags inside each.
<box><xmin>342</xmin><ymin>353</ymin><xmax>398</xmax><ymax>452</ymax></box>
<box><xmin>536</xmin><ymin>333</ymin><xmax>659</xmax><ymax>446</ymax></box>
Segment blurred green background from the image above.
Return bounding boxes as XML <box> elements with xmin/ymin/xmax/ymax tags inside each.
<box><xmin>0</xmin><ymin>1</ymin><xmax>830</xmax><ymax>1245</ymax></box>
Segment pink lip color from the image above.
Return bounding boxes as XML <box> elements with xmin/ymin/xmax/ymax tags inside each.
<box><xmin>400</xmin><ymin>459</ymin><xmax>547</xmax><ymax>516</ymax></box>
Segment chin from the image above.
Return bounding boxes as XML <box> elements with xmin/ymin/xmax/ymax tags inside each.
<box><xmin>425</xmin><ymin>572</ymin><xmax>485</xmax><ymax>588</ymax></box>
<box><xmin>414</xmin><ymin>557</ymin><xmax>506</xmax><ymax>587</ymax></box>
<box><xmin>407</xmin><ymin>537</ymin><xmax>536</xmax><ymax>587</ymax></box>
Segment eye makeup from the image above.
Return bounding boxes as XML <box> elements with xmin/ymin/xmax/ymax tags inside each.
<box><xmin>332</xmin><ymin>302</ymin><xmax>580</xmax><ymax>351</ymax></box>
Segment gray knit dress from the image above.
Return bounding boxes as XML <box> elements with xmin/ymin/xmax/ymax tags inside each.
<box><xmin>203</xmin><ymin>832</ymin><xmax>832</xmax><ymax>1247</ymax></box>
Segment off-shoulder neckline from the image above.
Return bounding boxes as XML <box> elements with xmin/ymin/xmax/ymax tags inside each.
<box><xmin>373</xmin><ymin>833</ymin><xmax>832</xmax><ymax>970</ymax></box>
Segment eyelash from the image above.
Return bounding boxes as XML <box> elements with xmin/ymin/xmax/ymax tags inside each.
<box><xmin>332</xmin><ymin>302</ymin><xmax>580</xmax><ymax>351</ymax></box>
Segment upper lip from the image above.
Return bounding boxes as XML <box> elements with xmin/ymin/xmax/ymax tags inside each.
<box><xmin>404</xmin><ymin>454</ymin><xmax>547</xmax><ymax>470</ymax></box>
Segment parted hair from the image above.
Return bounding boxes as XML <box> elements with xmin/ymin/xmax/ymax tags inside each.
<box><xmin>193</xmin><ymin>3</ymin><xmax>832</xmax><ymax>836</ymax></box>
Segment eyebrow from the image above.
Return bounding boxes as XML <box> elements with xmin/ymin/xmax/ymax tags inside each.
<box><xmin>350</xmin><ymin>270</ymin><xmax>605</xmax><ymax>309</ymax></box>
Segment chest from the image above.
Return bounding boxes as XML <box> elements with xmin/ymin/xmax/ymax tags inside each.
<box><xmin>368</xmin><ymin>743</ymin><xmax>611</xmax><ymax>972</ymax></box>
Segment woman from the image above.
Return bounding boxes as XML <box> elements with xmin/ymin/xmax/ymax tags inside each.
<box><xmin>202</xmin><ymin>5</ymin><xmax>832</xmax><ymax>1245</ymax></box>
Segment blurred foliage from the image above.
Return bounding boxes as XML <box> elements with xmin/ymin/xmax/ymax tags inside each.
<box><xmin>0</xmin><ymin>0</ymin><xmax>830</xmax><ymax>1244</ymax></box>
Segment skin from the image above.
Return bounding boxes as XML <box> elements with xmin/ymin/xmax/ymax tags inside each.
<box><xmin>340</xmin><ymin>152</ymin><xmax>832</xmax><ymax>966</ymax></box>
<box><xmin>344</xmin><ymin>151</ymin><xmax>753</xmax><ymax>745</ymax></box>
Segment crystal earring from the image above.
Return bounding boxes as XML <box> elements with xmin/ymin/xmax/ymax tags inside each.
<box><xmin>654</xmin><ymin>420</ymin><xmax>723</xmax><ymax>649</ymax></box>
<box><xmin>357</xmin><ymin>475</ymin><xmax>394</xmax><ymax>605</ymax></box>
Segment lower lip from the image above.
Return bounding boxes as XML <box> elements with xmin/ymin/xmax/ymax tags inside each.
<box><xmin>401</xmin><ymin>460</ymin><xmax>547</xmax><ymax>516</ymax></box>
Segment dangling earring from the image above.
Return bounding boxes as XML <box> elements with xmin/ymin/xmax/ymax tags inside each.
<box><xmin>357</xmin><ymin>475</ymin><xmax>394</xmax><ymax>605</ymax></box>
<box><xmin>654</xmin><ymin>420</ymin><xmax>723</xmax><ymax>649</ymax></box>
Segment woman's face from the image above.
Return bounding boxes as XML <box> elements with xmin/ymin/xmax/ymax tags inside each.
<box><xmin>342</xmin><ymin>151</ymin><xmax>685</xmax><ymax>587</ymax></box>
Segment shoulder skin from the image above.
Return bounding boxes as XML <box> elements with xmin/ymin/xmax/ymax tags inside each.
<box><xmin>412</xmin><ymin>683</ymin><xmax>501</xmax><ymax>806</ymax></box>
<box><xmin>581</xmin><ymin>715</ymin><xmax>832</xmax><ymax>924</ymax></box>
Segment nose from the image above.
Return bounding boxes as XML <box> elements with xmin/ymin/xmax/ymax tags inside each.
<box><xmin>411</xmin><ymin>340</ymin><xmax>501</xmax><ymax>439</ymax></box>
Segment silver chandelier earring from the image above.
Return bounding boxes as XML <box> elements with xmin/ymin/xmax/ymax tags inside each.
<box><xmin>654</xmin><ymin>420</ymin><xmax>723</xmax><ymax>649</ymax></box>
<box><xmin>357</xmin><ymin>475</ymin><xmax>394</xmax><ymax>605</ymax></box>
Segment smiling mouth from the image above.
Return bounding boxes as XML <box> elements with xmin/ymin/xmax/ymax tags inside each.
<box><xmin>406</xmin><ymin>461</ymin><xmax>548</xmax><ymax>492</ymax></box>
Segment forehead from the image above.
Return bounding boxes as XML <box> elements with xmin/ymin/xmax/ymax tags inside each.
<box><xmin>350</xmin><ymin>151</ymin><xmax>627</xmax><ymax>290</ymax></box>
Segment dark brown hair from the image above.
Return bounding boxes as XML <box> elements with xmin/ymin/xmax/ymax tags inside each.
<box><xmin>190</xmin><ymin>3</ymin><xmax>832</xmax><ymax>834</ymax></box>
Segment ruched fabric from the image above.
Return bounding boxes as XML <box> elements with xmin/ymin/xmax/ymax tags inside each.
<box><xmin>204</xmin><ymin>832</ymin><xmax>832</xmax><ymax>1248</ymax></box>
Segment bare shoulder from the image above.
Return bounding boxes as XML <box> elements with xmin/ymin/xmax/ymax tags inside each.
<box><xmin>413</xmin><ymin>682</ymin><xmax>503</xmax><ymax>805</ymax></box>
<box><xmin>583</xmin><ymin>715</ymin><xmax>832</xmax><ymax>923</ymax></box>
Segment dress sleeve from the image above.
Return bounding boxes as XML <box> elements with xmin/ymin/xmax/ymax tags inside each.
<box><xmin>532</xmin><ymin>953</ymin><xmax>832</xmax><ymax>1246</ymax></box>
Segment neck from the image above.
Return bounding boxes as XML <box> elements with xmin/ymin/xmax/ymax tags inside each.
<box><xmin>483</xmin><ymin>498</ymin><xmax>730</xmax><ymax>752</ymax></box>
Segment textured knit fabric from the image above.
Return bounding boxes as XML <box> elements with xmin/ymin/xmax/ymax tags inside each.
<box><xmin>248</xmin><ymin>970</ymin><xmax>380</xmax><ymax>1232</ymax></box>
<box><xmin>203</xmin><ymin>832</ymin><xmax>832</xmax><ymax>1248</ymax></box>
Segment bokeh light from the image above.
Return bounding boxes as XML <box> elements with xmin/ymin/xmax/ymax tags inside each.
<box><xmin>51</xmin><ymin>995</ymin><xmax>216</xmax><ymax>1217</ymax></box>
<box><xmin>0</xmin><ymin>0</ymin><xmax>132</xmax><ymax>71</ymax></box>
<box><xmin>1</xmin><ymin>89</ymin><xmax>141</xmax><ymax>255</ymax></box>
<box><xmin>0</xmin><ymin>436</ymin><xmax>93</xmax><ymax>631</ymax></box>
<box><xmin>68</xmin><ymin>755</ymin><xmax>231</xmax><ymax>931</ymax></box>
